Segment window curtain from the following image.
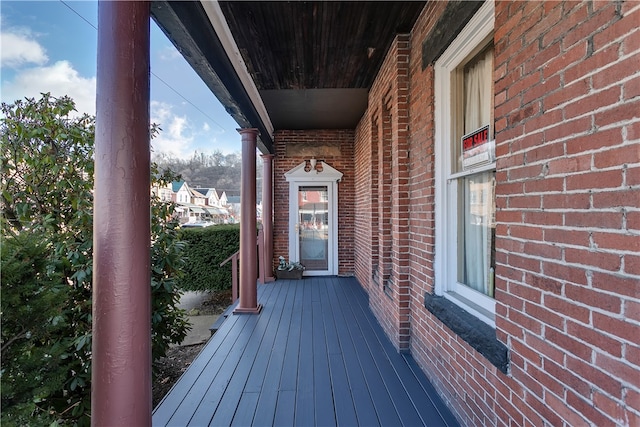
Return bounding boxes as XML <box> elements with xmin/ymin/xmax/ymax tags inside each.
<box><xmin>464</xmin><ymin>47</ymin><xmax>493</xmax><ymax>134</ymax></box>
<box><xmin>463</xmin><ymin>172</ymin><xmax>495</xmax><ymax>294</ymax></box>
<box><xmin>461</xmin><ymin>46</ymin><xmax>494</xmax><ymax>295</ymax></box>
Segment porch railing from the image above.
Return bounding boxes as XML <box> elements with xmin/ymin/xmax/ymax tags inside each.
<box><xmin>220</xmin><ymin>229</ymin><xmax>273</xmax><ymax>303</ymax></box>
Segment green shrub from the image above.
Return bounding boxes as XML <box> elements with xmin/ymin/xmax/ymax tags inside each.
<box><xmin>177</xmin><ymin>224</ymin><xmax>240</xmax><ymax>292</ymax></box>
<box><xmin>1</xmin><ymin>232</ymin><xmax>67</xmax><ymax>426</ymax></box>
<box><xmin>1</xmin><ymin>93</ymin><xmax>189</xmax><ymax>425</ymax></box>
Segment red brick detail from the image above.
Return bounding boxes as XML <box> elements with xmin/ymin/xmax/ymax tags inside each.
<box><xmin>351</xmin><ymin>1</ymin><xmax>640</xmax><ymax>426</ymax></box>
<box><xmin>272</xmin><ymin>130</ymin><xmax>355</xmax><ymax>276</ymax></box>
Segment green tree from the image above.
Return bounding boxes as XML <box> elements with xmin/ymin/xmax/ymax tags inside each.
<box><xmin>1</xmin><ymin>93</ymin><xmax>189</xmax><ymax>425</ymax></box>
<box><xmin>150</xmin><ymin>165</ymin><xmax>190</xmax><ymax>360</ymax></box>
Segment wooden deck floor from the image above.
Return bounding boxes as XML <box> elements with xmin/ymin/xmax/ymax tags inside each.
<box><xmin>153</xmin><ymin>277</ymin><xmax>459</xmax><ymax>427</ymax></box>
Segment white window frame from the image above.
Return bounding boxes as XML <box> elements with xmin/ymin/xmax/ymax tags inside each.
<box><xmin>434</xmin><ymin>0</ymin><xmax>496</xmax><ymax>327</ymax></box>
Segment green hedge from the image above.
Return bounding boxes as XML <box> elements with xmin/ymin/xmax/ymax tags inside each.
<box><xmin>176</xmin><ymin>224</ymin><xmax>240</xmax><ymax>292</ymax></box>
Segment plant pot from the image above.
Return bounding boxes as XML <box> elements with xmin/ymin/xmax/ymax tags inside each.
<box><xmin>276</xmin><ymin>269</ymin><xmax>304</xmax><ymax>280</ymax></box>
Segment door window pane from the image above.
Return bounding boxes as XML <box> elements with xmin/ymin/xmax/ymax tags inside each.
<box><xmin>298</xmin><ymin>186</ymin><xmax>328</xmax><ymax>270</ymax></box>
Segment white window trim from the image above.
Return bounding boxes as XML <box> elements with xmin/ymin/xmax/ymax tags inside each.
<box><xmin>434</xmin><ymin>0</ymin><xmax>496</xmax><ymax>327</ymax></box>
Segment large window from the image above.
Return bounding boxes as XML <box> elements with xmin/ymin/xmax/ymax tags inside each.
<box><xmin>435</xmin><ymin>0</ymin><xmax>496</xmax><ymax>326</ymax></box>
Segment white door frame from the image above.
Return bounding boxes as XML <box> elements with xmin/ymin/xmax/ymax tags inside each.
<box><xmin>285</xmin><ymin>161</ymin><xmax>343</xmax><ymax>276</ymax></box>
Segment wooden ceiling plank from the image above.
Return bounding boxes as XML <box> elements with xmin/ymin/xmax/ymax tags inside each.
<box><xmin>219</xmin><ymin>1</ymin><xmax>425</xmax><ymax>91</ymax></box>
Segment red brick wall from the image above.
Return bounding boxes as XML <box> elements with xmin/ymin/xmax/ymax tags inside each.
<box><xmin>354</xmin><ymin>113</ymin><xmax>374</xmax><ymax>289</ymax></box>
<box><xmin>353</xmin><ymin>0</ymin><xmax>640</xmax><ymax>425</ymax></box>
<box><xmin>272</xmin><ymin>130</ymin><xmax>355</xmax><ymax>275</ymax></box>
<box><xmin>352</xmin><ymin>34</ymin><xmax>414</xmax><ymax>350</ymax></box>
<box><xmin>491</xmin><ymin>1</ymin><xmax>640</xmax><ymax>425</ymax></box>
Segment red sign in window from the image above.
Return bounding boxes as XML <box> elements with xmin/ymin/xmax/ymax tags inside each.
<box><xmin>461</xmin><ymin>125</ymin><xmax>493</xmax><ymax>170</ymax></box>
<box><xmin>462</xmin><ymin>125</ymin><xmax>490</xmax><ymax>153</ymax></box>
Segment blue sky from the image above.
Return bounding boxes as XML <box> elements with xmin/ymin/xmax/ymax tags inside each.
<box><xmin>1</xmin><ymin>1</ymin><xmax>241</xmax><ymax>158</ymax></box>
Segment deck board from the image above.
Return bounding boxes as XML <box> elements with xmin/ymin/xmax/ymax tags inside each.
<box><xmin>344</xmin><ymin>280</ymin><xmax>456</xmax><ymax>426</ymax></box>
<box><xmin>153</xmin><ymin>277</ymin><xmax>460</xmax><ymax>427</ymax></box>
<box><xmin>294</xmin><ymin>282</ymin><xmax>315</xmax><ymax>426</ymax></box>
<box><xmin>343</xmin><ymin>283</ymin><xmax>432</xmax><ymax>426</ymax></box>
<box><xmin>312</xmin><ymin>296</ymin><xmax>334</xmax><ymax>426</ymax></box>
<box><xmin>336</xmin><ymin>283</ymin><xmax>403</xmax><ymax>426</ymax></box>
<box><xmin>231</xmin><ymin>392</ymin><xmax>260</xmax><ymax>427</ymax></box>
<box><xmin>325</xmin><ymin>277</ymin><xmax>381</xmax><ymax>427</ymax></box>
<box><xmin>209</xmin><ymin>284</ymin><xmax>284</xmax><ymax>426</ymax></box>
<box><xmin>243</xmin><ymin>283</ymin><xmax>286</xmax><ymax>393</ymax></box>
<box><xmin>273</xmin><ymin>390</ymin><xmax>295</xmax><ymax>426</ymax></box>
<box><xmin>252</xmin><ymin>282</ymin><xmax>298</xmax><ymax>426</ymax></box>
<box><xmin>155</xmin><ymin>314</ymin><xmax>252</xmax><ymax>425</ymax></box>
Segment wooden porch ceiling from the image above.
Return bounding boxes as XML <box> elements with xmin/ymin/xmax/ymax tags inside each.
<box><xmin>218</xmin><ymin>2</ymin><xmax>425</xmax><ymax>90</ymax></box>
<box><xmin>151</xmin><ymin>1</ymin><xmax>425</xmax><ymax>149</ymax></box>
<box><xmin>219</xmin><ymin>1</ymin><xmax>425</xmax><ymax>130</ymax></box>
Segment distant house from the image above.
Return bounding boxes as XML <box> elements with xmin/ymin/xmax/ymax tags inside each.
<box><xmin>195</xmin><ymin>188</ymin><xmax>234</xmax><ymax>223</ymax></box>
<box><xmin>172</xmin><ymin>181</ymin><xmax>190</xmax><ymax>204</ymax></box>
<box><xmin>216</xmin><ymin>189</ymin><xmax>228</xmax><ymax>207</ymax></box>
<box><xmin>151</xmin><ymin>182</ymin><xmax>173</xmax><ymax>202</ymax></box>
<box><xmin>169</xmin><ymin>181</ymin><xmax>204</xmax><ymax>223</ymax></box>
<box><xmin>226</xmin><ymin>195</ymin><xmax>241</xmax><ymax>219</ymax></box>
<box><xmin>193</xmin><ymin>188</ymin><xmax>221</xmax><ymax>207</ymax></box>
<box><xmin>189</xmin><ymin>188</ymin><xmax>207</xmax><ymax>206</ymax></box>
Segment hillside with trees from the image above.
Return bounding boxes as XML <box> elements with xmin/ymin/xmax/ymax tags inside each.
<box><xmin>153</xmin><ymin>150</ymin><xmax>263</xmax><ymax>200</ymax></box>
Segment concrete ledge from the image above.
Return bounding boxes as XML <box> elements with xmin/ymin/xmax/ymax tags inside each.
<box><xmin>424</xmin><ymin>292</ymin><xmax>509</xmax><ymax>374</ymax></box>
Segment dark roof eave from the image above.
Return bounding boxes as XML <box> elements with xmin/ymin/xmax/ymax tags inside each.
<box><xmin>151</xmin><ymin>0</ymin><xmax>274</xmax><ymax>154</ymax></box>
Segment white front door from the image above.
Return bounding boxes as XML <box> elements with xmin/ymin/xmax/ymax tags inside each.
<box><xmin>293</xmin><ymin>183</ymin><xmax>332</xmax><ymax>274</ymax></box>
<box><xmin>285</xmin><ymin>161</ymin><xmax>343</xmax><ymax>276</ymax></box>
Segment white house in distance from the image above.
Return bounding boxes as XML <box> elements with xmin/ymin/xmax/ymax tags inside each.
<box><xmin>193</xmin><ymin>188</ymin><xmax>221</xmax><ymax>207</ymax></box>
<box><xmin>216</xmin><ymin>189</ymin><xmax>228</xmax><ymax>207</ymax></box>
<box><xmin>151</xmin><ymin>181</ymin><xmax>232</xmax><ymax>223</ymax></box>
<box><xmin>172</xmin><ymin>181</ymin><xmax>191</xmax><ymax>204</ymax></box>
<box><xmin>153</xmin><ymin>183</ymin><xmax>173</xmax><ymax>202</ymax></box>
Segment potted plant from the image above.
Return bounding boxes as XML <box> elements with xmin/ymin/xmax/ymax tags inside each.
<box><xmin>276</xmin><ymin>256</ymin><xmax>305</xmax><ymax>280</ymax></box>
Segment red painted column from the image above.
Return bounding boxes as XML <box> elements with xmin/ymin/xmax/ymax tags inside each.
<box><xmin>234</xmin><ymin>129</ymin><xmax>262</xmax><ymax>314</ymax></box>
<box><xmin>262</xmin><ymin>154</ymin><xmax>275</xmax><ymax>282</ymax></box>
<box><xmin>92</xmin><ymin>2</ymin><xmax>151</xmax><ymax>426</ymax></box>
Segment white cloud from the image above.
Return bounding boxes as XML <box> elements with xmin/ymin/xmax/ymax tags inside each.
<box><xmin>0</xmin><ymin>21</ymin><xmax>233</xmax><ymax>158</ymax></box>
<box><xmin>149</xmin><ymin>101</ymin><xmax>233</xmax><ymax>158</ymax></box>
<box><xmin>0</xmin><ymin>30</ymin><xmax>48</xmax><ymax>68</ymax></box>
<box><xmin>158</xmin><ymin>45</ymin><xmax>181</xmax><ymax>61</ymax></box>
<box><xmin>1</xmin><ymin>60</ymin><xmax>96</xmax><ymax>116</ymax></box>
<box><xmin>151</xmin><ymin>101</ymin><xmax>195</xmax><ymax>159</ymax></box>
<box><xmin>168</xmin><ymin>116</ymin><xmax>188</xmax><ymax>139</ymax></box>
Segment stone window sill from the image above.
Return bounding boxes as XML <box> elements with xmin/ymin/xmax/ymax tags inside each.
<box><xmin>424</xmin><ymin>292</ymin><xmax>509</xmax><ymax>374</ymax></box>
